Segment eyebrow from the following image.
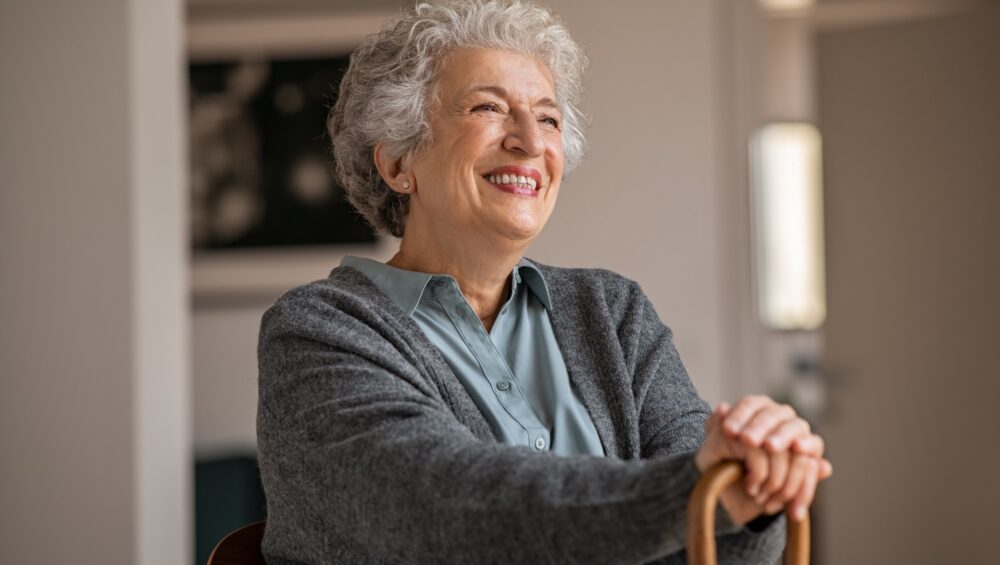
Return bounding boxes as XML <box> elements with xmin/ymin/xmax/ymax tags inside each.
<box><xmin>463</xmin><ymin>85</ymin><xmax>561</xmax><ymax>111</ymax></box>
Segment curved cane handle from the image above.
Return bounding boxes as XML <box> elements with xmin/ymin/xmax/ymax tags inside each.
<box><xmin>686</xmin><ymin>461</ymin><xmax>810</xmax><ymax>565</ymax></box>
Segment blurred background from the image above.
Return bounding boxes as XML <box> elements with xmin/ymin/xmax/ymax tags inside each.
<box><xmin>2</xmin><ymin>0</ymin><xmax>998</xmax><ymax>563</ymax></box>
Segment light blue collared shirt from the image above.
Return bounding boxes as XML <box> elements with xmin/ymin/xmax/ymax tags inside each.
<box><xmin>341</xmin><ymin>256</ymin><xmax>605</xmax><ymax>456</ymax></box>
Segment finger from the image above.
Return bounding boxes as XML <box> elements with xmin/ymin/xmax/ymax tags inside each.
<box><xmin>717</xmin><ymin>402</ymin><xmax>731</xmax><ymax>417</ymax></box>
<box><xmin>792</xmin><ymin>433</ymin><xmax>825</xmax><ymax>458</ymax></box>
<box><xmin>763</xmin><ymin>418</ymin><xmax>811</xmax><ymax>453</ymax></box>
<box><xmin>819</xmin><ymin>458</ymin><xmax>833</xmax><ymax>479</ymax></box>
<box><xmin>760</xmin><ymin>454</ymin><xmax>802</xmax><ymax>515</ymax></box>
<box><xmin>705</xmin><ymin>402</ymin><xmax>732</xmax><ymax>434</ymax></box>
<box><xmin>743</xmin><ymin>447</ymin><xmax>769</xmax><ymax>498</ymax></box>
<box><xmin>780</xmin><ymin>455</ymin><xmax>810</xmax><ymax>502</ymax></box>
<box><xmin>790</xmin><ymin>458</ymin><xmax>820</xmax><ymax>522</ymax></box>
<box><xmin>696</xmin><ymin>406</ymin><xmax>742</xmax><ymax>473</ymax></box>
<box><xmin>722</xmin><ymin>395</ymin><xmax>772</xmax><ymax>437</ymax></box>
<box><xmin>762</xmin><ymin>491</ymin><xmax>787</xmax><ymax>516</ymax></box>
<box><xmin>761</xmin><ymin>450</ymin><xmax>790</xmax><ymax>502</ymax></box>
<box><xmin>705</xmin><ymin>407</ymin><xmax>721</xmax><ymax>434</ymax></box>
<box><xmin>740</xmin><ymin>403</ymin><xmax>796</xmax><ymax>448</ymax></box>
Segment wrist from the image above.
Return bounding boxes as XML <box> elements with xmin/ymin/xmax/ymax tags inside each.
<box><xmin>694</xmin><ymin>449</ymin><xmax>711</xmax><ymax>474</ymax></box>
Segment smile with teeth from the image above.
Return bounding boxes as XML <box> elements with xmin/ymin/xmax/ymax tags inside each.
<box><xmin>485</xmin><ymin>173</ymin><xmax>538</xmax><ymax>190</ymax></box>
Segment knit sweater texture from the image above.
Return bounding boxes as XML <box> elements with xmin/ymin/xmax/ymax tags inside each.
<box><xmin>256</xmin><ymin>260</ymin><xmax>785</xmax><ymax>564</ymax></box>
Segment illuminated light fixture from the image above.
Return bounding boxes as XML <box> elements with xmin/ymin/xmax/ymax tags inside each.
<box><xmin>757</xmin><ymin>0</ymin><xmax>815</xmax><ymax>13</ymax></box>
<box><xmin>750</xmin><ymin>122</ymin><xmax>827</xmax><ymax>330</ymax></box>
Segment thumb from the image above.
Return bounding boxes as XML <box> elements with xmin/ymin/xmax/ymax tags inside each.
<box><xmin>717</xmin><ymin>401</ymin><xmax>731</xmax><ymax>417</ymax></box>
<box><xmin>705</xmin><ymin>402</ymin><xmax>731</xmax><ymax>433</ymax></box>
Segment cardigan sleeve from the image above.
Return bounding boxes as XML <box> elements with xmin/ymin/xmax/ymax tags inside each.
<box><xmin>258</xmin><ymin>292</ymin><xmax>720</xmax><ymax>565</ymax></box>
<box><xmin>624</xmin><ymin>281</ymin><xmax>787</xmax><ymax>564</ymax></box>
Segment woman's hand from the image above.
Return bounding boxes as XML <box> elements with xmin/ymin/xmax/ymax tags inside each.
<box><xmin>694</xmin><ymin>396</ymin><xmax>833</xmax><ymax>525</ymax></box>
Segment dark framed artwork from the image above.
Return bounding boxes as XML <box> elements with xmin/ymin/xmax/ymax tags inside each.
<box><xmin>187</xmin><ymin>9</ymin><xmax>400</xmax><ymax>300</ymax></box>
<box><xmin>189</xmin><ymin>54</ymin><xmax>376</xmax><ymax>249</ymax></box>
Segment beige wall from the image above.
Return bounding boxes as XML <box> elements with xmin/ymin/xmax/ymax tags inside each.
<box><xmin>818</xmin><ymin>6</ymin><xmax>1000</xmax><ymax>563</ymax></box>
<box><xmin>535</xmin><ymin>0</ymin><xmax>733</xmax><ymax>404</ymax></box>
<box><xmin>0</xmin><ymin>1</ymin><xmax>190</xmax><ymax>563</ymax></box>
<box><xmin>192</xmin><ymin>0</ymin><xmax>767</xmax><ymax>453</ymax></box>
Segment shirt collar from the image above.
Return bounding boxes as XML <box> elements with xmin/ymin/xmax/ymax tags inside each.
<box><xmin>340</xmin><ymin>256</ymin><xmax>433</xmax><ymax>316</ymax></box>
<box><xmin>515</xmin><ymin>257</ymin><xmax>553</xmax><ymax>311</ymax></box>
<box><xmin>340</xmin><ymin>255</ymin><xmax>553</xmax><ymax>316</ymax></box>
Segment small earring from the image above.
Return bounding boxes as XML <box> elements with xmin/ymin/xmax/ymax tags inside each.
<box><xmin>402</xmin><ymin>180</ymin><xmax>411</xmax><ymax>190</ymax></box>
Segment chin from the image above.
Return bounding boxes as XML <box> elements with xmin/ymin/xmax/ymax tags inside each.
<box><xmin>475</xmin><ymin>208</ymin><xmax>549</xmax><ymax>244</ymax></box>
<box><xmin>493</xmin><ymin>221</ymin><xmax>544</xmax><ymax>244</ymax></box>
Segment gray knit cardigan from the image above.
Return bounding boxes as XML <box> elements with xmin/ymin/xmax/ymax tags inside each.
<box><xmin>256</xmin><ymin>260</ymin><xmax>785</xmax><ymax>564</ymax></box>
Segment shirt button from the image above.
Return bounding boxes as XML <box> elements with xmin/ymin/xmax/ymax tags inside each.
<box><xmin>534</xmin><ymin>437</ymin><xmax>546</xmax><ymax>451</ymax></box>
<box><xmin>496</xmin><ymin>380</ymin><xmax>511</xmax><ymax>392</ymax></box>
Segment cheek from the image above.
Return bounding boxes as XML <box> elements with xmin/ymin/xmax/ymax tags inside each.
<box><xmin>547</xmin><ymin>141</ymin><xmax>565</xmax><ymax>175</ymax></box>
<box><xmin>551</xmin><ymin>142</ymin><xmax>564</xmax><ymax>161</ymax></box>
<box><xmin>443</xmin><ymin>136</ymin><xmax>494</xmax><ymax>180</ymax></box>
<box><xmin>453</xmin><ymin>119</ymin><xmax>504</xmax><ymax>148</ymax></box>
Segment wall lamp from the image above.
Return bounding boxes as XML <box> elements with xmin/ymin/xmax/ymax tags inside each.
<box><xmin>750</xmin><ymin>122</ymin><xmax>827</xmax><ymax>331</ymax></box>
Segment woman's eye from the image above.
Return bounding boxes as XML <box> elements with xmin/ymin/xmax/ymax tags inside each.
<box><xmin>540</xmin><ymin>116</ymin><xmax>561</xmax><ymax>129</ymax></box>
<box><xmin>472</xmin><ymin>103</ymin><xmax>502</xmax><ymax>113</ymax></box>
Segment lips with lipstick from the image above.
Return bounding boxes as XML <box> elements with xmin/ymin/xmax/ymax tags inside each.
<box><xmin>482</xmin><ymin>166</ymin><xmax>543</xmax><ymax>192</ymax></box>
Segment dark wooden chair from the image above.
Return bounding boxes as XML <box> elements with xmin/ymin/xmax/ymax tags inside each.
<box><xmin>206</xmin><ymin>520</ymin><xmax>266</xmax><ymax>565</ymax></box>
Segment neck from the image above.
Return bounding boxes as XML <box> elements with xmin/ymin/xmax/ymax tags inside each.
<box><xmin>388</xmin><ymin>220</ymin><xmax>528</xmax><ymax>328</ymax></box>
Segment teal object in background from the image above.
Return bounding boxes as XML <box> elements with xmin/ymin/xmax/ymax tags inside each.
<box><xmin>341</xmin><ymin>256</ymin><xmax>605</xmax><ymax>457</ymax></box>
<box><xmin>195</xmin><ymin>455</ymin><xmax>266</xmax><ymax>565</ymax></box>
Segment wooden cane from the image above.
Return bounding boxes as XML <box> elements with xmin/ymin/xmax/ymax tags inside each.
<box><xmin>687</xmin><ymin>461</ymin><xmax>810</xmax><ymax>565</ymax></box>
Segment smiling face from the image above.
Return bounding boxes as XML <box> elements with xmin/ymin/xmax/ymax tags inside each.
<box><xmin>404</xmin><ymin>48</ymin><xmax>565</xmax><ymax>247</ymax></box>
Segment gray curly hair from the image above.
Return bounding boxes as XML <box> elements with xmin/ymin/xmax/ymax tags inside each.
<box><xmin>327</xmin><ymin>0</ymin><xmax>588</xmax><ymax>238</ymax></box>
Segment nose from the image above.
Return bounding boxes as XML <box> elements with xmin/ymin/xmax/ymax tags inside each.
<box><xmin>502</xmin><ymin>108</ymin><xmax>545</xmax><ymax>157</ymax></box>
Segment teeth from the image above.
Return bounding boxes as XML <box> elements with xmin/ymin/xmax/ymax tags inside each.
<box><xmin>485</xmin><ymin>173</ymin><xmax>539</xmax><ymax>190</ymax></box>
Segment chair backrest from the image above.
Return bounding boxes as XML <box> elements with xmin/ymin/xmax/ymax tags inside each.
<box><xmin>206</xmin><ymin>521</ymin><xmax>267</xmax><ymax>565</ymax></box>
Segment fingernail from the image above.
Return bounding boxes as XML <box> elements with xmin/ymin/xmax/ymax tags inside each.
<box><xmin>748</xmin><ymin>484</ymin><xmax>759</xmax><ymax>497</ymax></box>
<box><xmin>794</xmin><ymin>507</ymin><xmax>806</xmax><ymax>521</ymax></box>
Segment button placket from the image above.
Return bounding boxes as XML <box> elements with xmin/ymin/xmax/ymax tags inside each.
<box><xmin>436</xmin><ymin>279</ymin><xmax>551</xmax><ymax>452</ymax></box>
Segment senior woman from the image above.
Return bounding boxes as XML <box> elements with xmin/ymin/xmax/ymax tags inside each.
<box><xmin>257</xmin><ymin>1</ymin><xmax>831</xmax><ymax>563</ymax></box>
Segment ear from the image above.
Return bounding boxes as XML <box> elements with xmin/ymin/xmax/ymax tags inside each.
<box><xmin>373</xmin><ymin>143</ymin><xmax>413</xmax><ymax>194</ymax></box>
